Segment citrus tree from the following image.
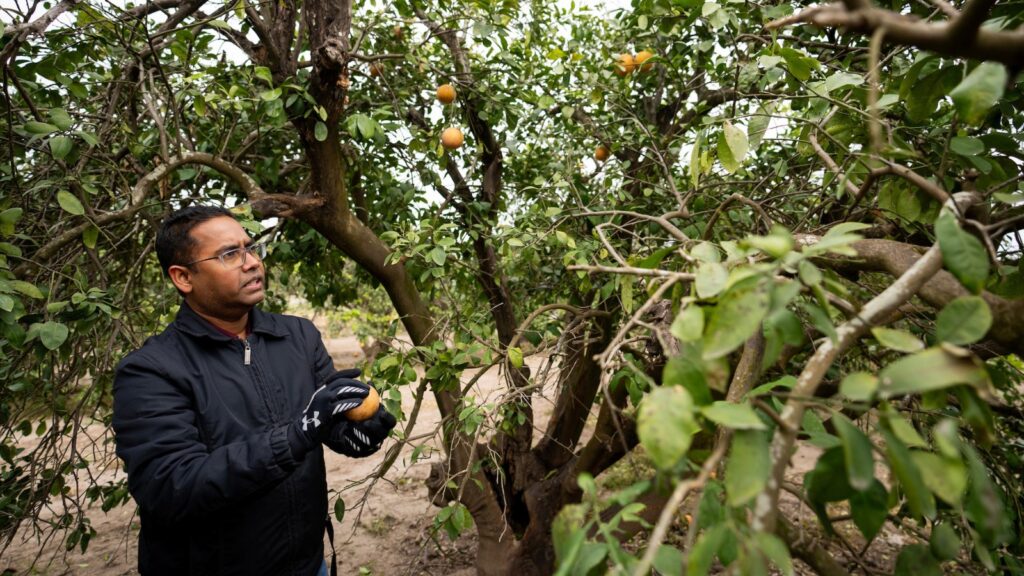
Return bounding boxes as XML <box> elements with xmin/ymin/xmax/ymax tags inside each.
<box><xmin>1</xmin><ymin>0</ymin><xmax>1023</xmax><ymax>573</ymax></box>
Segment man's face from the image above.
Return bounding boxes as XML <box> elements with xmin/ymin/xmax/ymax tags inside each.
<box><xmin>170</xmin><ymin>216</ymin><xmax>265</xmax><ymax>318</ymax></box>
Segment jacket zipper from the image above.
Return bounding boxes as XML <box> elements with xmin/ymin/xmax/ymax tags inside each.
<box><xmin>243</xmin><ymin>338</ymin><xmax>251</xmax><ymax>365</ymax></box>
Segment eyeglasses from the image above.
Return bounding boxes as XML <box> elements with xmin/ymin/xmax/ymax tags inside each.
<box><xmin>185</xmin><ymin>243</ymin><xmax>267</xmax><ymax>270</ymax></box>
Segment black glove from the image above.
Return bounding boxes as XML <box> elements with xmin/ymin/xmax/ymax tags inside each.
<box><xmin>325</xmin><ymin>405</ymin><xmax>397</xmax><ymax>458</ymax></box>
<box><xmin>287</xmin><ymin>369</ymin><xmax>369</xmax><ymax>459</ymax></box>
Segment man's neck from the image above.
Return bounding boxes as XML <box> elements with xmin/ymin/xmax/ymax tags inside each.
<box><xmin>189</xmin><ymin>304</ymin><xmax>250</xmax><ymax>339</ymax></box>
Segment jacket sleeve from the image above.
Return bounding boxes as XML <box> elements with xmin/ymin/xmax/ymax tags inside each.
<box><xmin>112</xmin><ymin>352</ymin><xmax>301</xmax><ymax>524</ymax></box>
<box><xmin>305</xmin><ymin>320</ymin><xmax>336</xmax><ymax>385</ymax></box>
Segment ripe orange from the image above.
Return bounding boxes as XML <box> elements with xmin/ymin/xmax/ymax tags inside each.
<box><xmin>441</xmin><ymin>127</ymin><xmax>464</xmax><ymax>150</ymax></box>
<box><xmin>392</xmin><ymin>25</ymin><xmax>403</xmax><ymax>39</ymax></box>
<box><xmin>436</xmin><ymin>83</ymin><xmax>457</xmax><ymax>104</ymax></box>
<box><xmin>345</xmin><ymin>386</ymin><xmax>381</xmax><ymax>422</ymax></box>
<box><xmin>369</xmin><ymin>63</ymin><xmax>383</xmax><ymax>77</ymax></box>
<box><xmin>635</xmin><ymin>50</ymin><xmax>655</xmax><ymax>72</ymax></box>
<box><xmin>594</xmin><ymin>144</ymin><xmax>610</xmax><ymax>161</ymax></box>
<box><xmin>614</xmin><ymin>53</ymin><xmax>636</xmax><ymax>77</ymax></box>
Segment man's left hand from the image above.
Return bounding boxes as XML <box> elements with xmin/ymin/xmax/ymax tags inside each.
<box><xmin>325</xmin><ymin>406</ymin><xmax>397</xmax><ymax>458</ymax></box>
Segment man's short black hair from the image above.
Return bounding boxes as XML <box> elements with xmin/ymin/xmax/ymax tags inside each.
<box><xmin>156</xmin><ymin>206</ymin><xmax>234</xmax><ymax>276</ymax></box>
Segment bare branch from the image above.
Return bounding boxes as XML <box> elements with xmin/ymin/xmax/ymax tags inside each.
<box><xmin>768</xmin><ymin>2</ymin><xmax>1024</xmax><ymax>68</ymax></box>
<box><xmin>2</xmin><ymin>0</ymin><xmax>78</xmax><ymax>41</ymax></box>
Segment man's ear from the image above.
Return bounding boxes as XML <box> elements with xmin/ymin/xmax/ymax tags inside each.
<box><xmin>168</xmin><ymin>265</ymin><xmax>194</xmax><ymax>295</ymax></box>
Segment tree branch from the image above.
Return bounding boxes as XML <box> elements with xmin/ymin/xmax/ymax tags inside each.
<box><xmin>768</xmin><ymin>2</ymin><xmax>1024</xmax><ymax>68</ymax></box>
<box><xmin>754</xmin><ymin>238</ymin><xmax>944</xmax><ymax>531</ymax></box>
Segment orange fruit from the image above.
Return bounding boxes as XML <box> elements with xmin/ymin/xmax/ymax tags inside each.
<box><xmin>594</xmin><ymin>145</ymin><xmax>610</xmax><ymax>161</ymax></box>
<box><xmin>436</xmin><ymin>83</ymin><xmax>457</xmax><ymax>104</ymax></box>
<box><xmin>635</xmin><ymin>50</ymin><xmax>655</xmax><ymax>72</ymax></box>
<box><xmin>345</xmin><ymin>386</ymin><xmax>381</xmax><ymax>422</ymax></box>
<box><xmin>441</xmin><ymin>127</ymin><xmax>464</xmax><ymax>150</ymax></box>
<box><xmin>392</xmin><ymin>25</ymin><xmax>403</xmax><ymax>39</ymax></box>
<box><xmin>614</xmin><ymin>53</ymin><xmax>636</xmax><ymax>77</ymax></box>
<box><xmin>369</xmin><ymin>63</ymin><xmax>383</xmax><ymax>77</ymax></box>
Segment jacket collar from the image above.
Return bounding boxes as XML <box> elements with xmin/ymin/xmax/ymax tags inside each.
<box><xmin>173</xmin><ymin>301</ymin><xmax>288</xmax><ymax>341</ymax></box>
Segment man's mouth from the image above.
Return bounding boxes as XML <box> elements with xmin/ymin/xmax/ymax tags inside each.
<box><xmin>243</xmin><ymin>276</ymin><xmax>264</xmax><ymax>289</ymax></box>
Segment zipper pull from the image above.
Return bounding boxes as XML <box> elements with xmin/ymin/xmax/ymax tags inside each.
<box><xmin>243</xmin><ymin>339</ymin><xmax>251</xmax><ymax>365</ymax></box>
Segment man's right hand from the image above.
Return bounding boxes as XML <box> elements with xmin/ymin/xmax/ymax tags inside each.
<box><xmin>287</xmin><ymin>368</ymin><xmax>369</xmax><ymax>458</ymax></box>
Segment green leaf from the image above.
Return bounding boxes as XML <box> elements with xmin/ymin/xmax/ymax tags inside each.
<box><xmin>702</xmin><ymin>283</ymin><xmax>769</xmax><ymax>360</ymax></box>
<box><xmin>778</xmin><ymin>47</ymin><xmax>819</xmax><ymax>81</ymax></box>
<box><xmin>963</xmin><ymin>445</ymin><xmax>1013</xmax><ymax>547</ymax></box>
<box><xmin>652</xmin><ymin>545</ymin><xmax>684</xmax><ymax>576</ymax></box>
<box><xmin>691</xmin><ymin>241</ymin><xmax>720</xmax><ymax>263</ymax></box>
<box><xmin>881</xmin><ymin>410</ymin><xmax>927</xmax><ymax>449</ymax></box>
<box><xmin>638</xmin><ymin>386</ymin><xmax>699</xmax><ymax>470</ymax></box>
<box><xmin>259</xmin><ymin>87</ymin><xmax>282</xmax><ymax>101</ymax></box>
<box><xmin>878</xmin><ymin>346</ymin><xmax>988</xmax><ymax>398</ymax></box>
<box><xmin>429</xmin><ymin>247</ymin><xmax>446</xmax><ymax>266</ymax></box>
<box><xmin>929</xmin><ymin>523</ymin><xmax>961</xmax><ymax>561</ymax></box>
<box><xmin>717</xmin><ymin>121</ymin><xmax>748</xmax><ymax>173</ymax></box>
<box><xmin>334</xmin><ymin>497</ymin><xmax>346</xmax><ymax>522</ymax></box>
<box><xmin>507</xmin><ymin>346</ymin><xmax>523</xmax><ymax>369</ymax></box>
<box><xmin>894</xmin><ymin>544</ymin><xmax>943</xmax><ymax>576</ymax></box>
<box><xmin>823</xmin><ymin>71</ymin><xmax>863</xmax><ymax>92</ymax></box>
<box><xmin>662</xmin><ymin>349</ymin><xmax>711</xmax><ymax>406</ymax></box>
<box><xmin>747</xmin><ymin>102</ymin><xmax>775</xmax><ymax>151</ymax></box>
<box><xmin>24</xmin><ymin>121</ymin><xmax>59</xmax><ymax>135</ymax></box>
<box><xmin>695</xmin><ymin>262</ymin><xmax>728</xmax><ymax>298</ymax></box>
<box><xmin>840</xmin><ymin>372</ymin><xmax>878</xmax><ymax>402</ymax></box>
<box><xmin>936</xmin><ymin>212</ymin><xmax>989</xmax><ymax>293</ymax></box>
<box><xmin>356</xmin><ymin>115</ymin><xmax>377</xmax><ymax>139</ymax></box>
<box><xmin>48</xmin><ymin>108</ymin><xmax>74</xmax><ymax>130</ymax></box>
<box><xmin>949</xmin><ymin>136</ymin><xmax>985</xmax><ymax>157</ymax></box>
<box><xmin>725</xmin><ymin>430</ymin><xmax>770</xmax><ymax>506</ymax></box>
<box><xmin>907</xmin><ymin>69</ymin><xmax>949</xmax><ymax>123</ymax></box>
<box><xmin>870</xmin><ymin>327</ymin><xmax>923</xmax><ymax>353</ymax></box>
<box><xmin>911</xmin><ymin>451</ymin><xmax>967</xmax><ymax>505</ymax></box>
<box><xmin>935</xmin><ymin>296</ymin><xmax>991</xmax><ymax>345</ymax></box>
<box><xmin>36</xmin><ymin>321</ymin><xmax>69</xmax><ymax>350</ymax></box>
<box><xmin>805</xmin><ymin>447</ymin><xmax>853</xmax><ymax>531</ymax></box>
<box><xmin>882</xmin><ymin>429</ymin><xmax>936</xmax><ymax>519</ymax></box>
<box><xmin>701</xmin><ymin>401</ymin><xmax>766</xmax><ymax>430</ymax></box>
<box><xmin>671</xmin><ymin>305</ymin><xmax>704</xmax><ymax>342</ymax></box>
<box><xmin>56</xmin><ymin>190</ymin><xmax>85</xmax><ymax>216</ymax></box>
<box><xmin>254</xmin><ymin>66</ymin><xmax>273</xmax><ymax>84</ymax></box>
<box><xmin>0</xmin><ymin>207</ymin><xmax>22</xmax><ymax>237</ymax></box>
<box><xmin>314</xmin><ymin>121</ymin><xmax>328</xmax><ymax>142</ymax></box>
<box><xmin>798</xmin><ymin>260</ymin><xmax>822</xmax><ymax>286</ymax></box>
<box><xmin>850</xmin><ymin>480</ymin><xmax>888</xmax><ymax>540</ymax></box>
<box><xmin>833</xmin><ymin>413</ymin><xmax>875</xmax><ymax>491</ymax></box>
<box><xmin>11</xmin><ymin>280</ymin><xmax>44</xmax><ymax>299</ymax></box>
<box><xmin>82</xmin><ymin>226</ymin><xmax>99</xmax><ymax>249</ymax></box>
<box><xmin>689</xmin><ymin>131</ymin><xmax>702</xmax><ymax>189</ymax></box>
<box><xmin>687</xmin><ymin>524</ymin><xmax>727</xmax><ymax>576</ymax></box>
<box><xmin>949</xmin><ymin>62</ymin><xmax>1007</xmax><ymax>126</ymax></box>
<box><xmin>751</xmin><ymin>533</ymin><xmax>793</xmax><ymax>576</ymax></box>
<box><xmin>49</xmin><ymin>135</ymin><xmax>74</xmax><ymax>159</ymax></box>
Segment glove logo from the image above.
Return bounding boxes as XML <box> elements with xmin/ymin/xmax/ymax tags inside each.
<box><xmin>302</xmin><ymin>411</ymin><xmax>321</xmax><ymax>431</ymax></box>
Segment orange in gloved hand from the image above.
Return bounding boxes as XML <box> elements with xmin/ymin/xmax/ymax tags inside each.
<box><xmin>345</xmin><ymin>386</ymin><xmax>380</xmax><ymax>421</ymax></box>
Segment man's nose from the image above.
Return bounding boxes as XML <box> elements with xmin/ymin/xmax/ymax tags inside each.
<box><xmin>241</xmin><ymin>250</ymin><xmax>262</xmax><ymax>271</ymax></box>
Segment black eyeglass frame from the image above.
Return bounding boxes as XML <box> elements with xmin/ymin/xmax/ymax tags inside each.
<box><xmin>184</xmin><ymin>243</ymin><xmax>267</xmax><ymax>269</ymax></box>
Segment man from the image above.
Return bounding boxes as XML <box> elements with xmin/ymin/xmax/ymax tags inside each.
<box><xmin>112</xmin><ymin>206</ymin><xmax>395</xmax><ymax>576</ymax></box>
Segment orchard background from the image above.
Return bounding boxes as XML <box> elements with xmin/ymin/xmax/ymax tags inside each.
<box><xmin>1</xmin><ymin>0</ymin><xmax>1023</xmax><ymax>573</ymax></box>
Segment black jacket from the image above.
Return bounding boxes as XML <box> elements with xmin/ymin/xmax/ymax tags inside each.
<box><xmin>112</xmin><ymin>303</ymin><xmax>336</xmax><ymax>576</ymax></box>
